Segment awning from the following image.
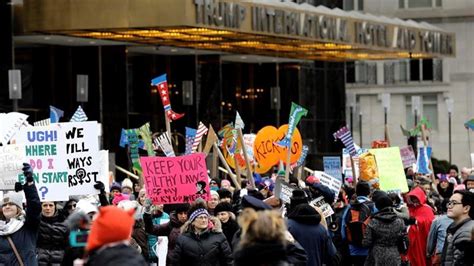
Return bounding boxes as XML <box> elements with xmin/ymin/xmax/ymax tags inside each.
<box><xmin>21</xmin><ymin>0</ymin><xmax>455</xmax><ymax>61</ymax></box>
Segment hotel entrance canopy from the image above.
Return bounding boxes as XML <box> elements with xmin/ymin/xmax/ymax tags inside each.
<box><xmin>22</xmin><ymin>0</ymin><xmax>455</xmax><ymax>61</ymax></box>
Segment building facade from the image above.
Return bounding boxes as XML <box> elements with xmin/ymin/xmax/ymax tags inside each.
<box><xmin>345</xmin><ymin>0</ymin><xmax>472</xmax><ymax>169</ymax></box>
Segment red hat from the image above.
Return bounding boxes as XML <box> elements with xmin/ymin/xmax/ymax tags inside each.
<box><xmin>86</xmin><ymin>206</ymin><xmax>135</xmax><ymax>251</ymax></box>
<box><xmin>306</xmin><ymin>175</ymin><xmax>319</xmax><ymax>184</ymax></box>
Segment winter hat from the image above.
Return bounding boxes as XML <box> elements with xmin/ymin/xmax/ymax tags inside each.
<box><xmin>241</xmin><ymin>195</ymin><xmax>272</xmax><ymax>211</ymax></box>
<box><xmin>372</xmin><ymin>190</ymin><xmax>388</xmax><ymax>204</ymax></box>
<box><xmin>356</xmin><ymin>182</ymin><xmax>371</xmax><ymax>197</ymax></box>
<box><xmin>86</xmin><ymin>206</ymin><xmax>135</xmax><ymax>251</ymax></box>
<box><xmin>76</xmin><ymin>199</ymin><xmax>98</xmax><ymax>215</ymax></box>
<box><xmin>110</xmin><ymin>182</ymin><xmax>121</xmax><ymax>191</ymax></box>
<box><xmin>189</xmin><ymin>208</ymin><xmax>209</xmax><ymax>223</ymax></box>
<box><xmin>287</xmin><ymin>204</ymin><xmax>321</xmax><ymax>225</ymax></box>
<box><xmin>210</xmin><ymin>190</ymin><xmax>220</xmax><ymax>200</ymax></box>
<box><xmin>375</xmin><ymin>194</ymin><xmax>393</xmax><ymax>211</ymax></box>
<box><xmin>2</xmin><ymin>191</ymin><xmax>24</xmax><ymax>210</ymax></box>
<box><xmin>121</xmin><ymin>178</ymin><xmax>133</xmax><ymax>191</ymax></box>
<box><xmin>305</xmin><ymin>175</ymin><xmax>319</xmax><ymax>185</ymax></box>
<box><xmin>217</xmin><ymin>188</ymin><xmax>232</xmax><ymax>200</ymax></box>
<box><xmin>290</xmin><ymin>189</ymin><xmax>308</xmax><ymax>208</ymax></box>
<box><xmin>437</xmin><ymin>174</ymin><xmax>449</xmax><ymax>183</ymax></box>
<box><xmin>112</xmin><ymin>193</ymin><xmax>130</xmax><ymax>205</ymax></box>
<box><xmin>221</xmin><ymin>179</ymin><xmax>231</xmax><ymax>188</ymax></box>
<box><xmin>138</xmin><ymin>188</ymin><xmax>146</xmax><ymax>199</ymax></box>
<box><xmin>214</xmin><ymin>202</ymin><xmax>233</xmax><ymax>214</ymax></box>
<box><xmin>174</xmin><ymin>203</ymin><xmax>190</xmax><ymax>214</ymax></box>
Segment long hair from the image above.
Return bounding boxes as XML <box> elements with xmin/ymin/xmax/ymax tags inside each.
<box><xmin>238</xmin><ymin>209</ymin><xmax>287</xmax><ymax>247</ymax></box>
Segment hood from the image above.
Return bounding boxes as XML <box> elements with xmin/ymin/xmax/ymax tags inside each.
<box><xmin>180</xmin><ymin>216</ymin><xmax>222</xmax><ymax>234</ymax></box>
<box><xmin>372</xmin><ymin>208</ymin><xmax>398</xmax><ymax>223</ymax></box>
<box><xmin>407</xmin><ymin>187</ymin><xmax>427</xmax><ymax>205</ymax></box>
<box><xmin>287</xmin><ymin>204</ymin><xmax>321</xmax><ymax>225</ymax></box>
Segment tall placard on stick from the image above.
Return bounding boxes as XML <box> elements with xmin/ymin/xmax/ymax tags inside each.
<box><xmin>140</xmin><ymin>153</ymin><xmax>209</xmax><ymax>204</ymax></box>
<box><xmin>323</xmin><ymin>156</ymin><xmax>342</xmax><ymax>181</ymax></box>
<box><xmin>369</xmin><ymin>147</ymin><xmax>409</xmax><ymax>193</ymax></box>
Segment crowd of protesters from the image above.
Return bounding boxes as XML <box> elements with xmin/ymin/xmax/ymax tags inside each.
<box><xmin>1</xmin><ymin>162</ymin><xmax>474</xmax><ymax>266</ymax></box>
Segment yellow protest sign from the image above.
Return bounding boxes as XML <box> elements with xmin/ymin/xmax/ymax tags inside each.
<box><xmin>369</xmin><ymin>147</ymin><xmax>409</xmax><ymax>193</ymax></box>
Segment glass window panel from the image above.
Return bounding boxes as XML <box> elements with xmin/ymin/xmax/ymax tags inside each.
<box><xmin>367</xmin><ymin>63</ymin><xmax>377</xmax><ymax>84</ymax></box>
<box><xmin>344</xmin><ymin>0</ymin><xmax>354</xmax><ymax>10</ymax></box>
<box><xmin>399</xmin><ymin>0</ymin><xmax>405</xmax><ymax>8</ymax></box>
<box><xmin>436</xmin><ymin>0</ymin><xmax>442</xmax><ymax>7</ymax></box>
<box><xmin>358</xmin><ymin>0</ymin><xmax>364</xmax><ymax>10</ymax></box>
<box><xmin>408</xmin><ymin>0</ymin><xmax>432</xmax><ymax>8</ymax></box>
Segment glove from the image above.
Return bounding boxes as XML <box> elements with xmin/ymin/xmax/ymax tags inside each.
<box><xmin>94</xmin><ymin>181</ymin><xmax>106</xmax><ymax>193</ymax></box>
<box><xmin>22</xmin><ymin>163</ymin><xmax>34</xmax><ymax>183</ymax></box>
<box><xmin>14</xmin><ymin>182</ymin><xmax>23</xmax><ymax>192</ymax></box>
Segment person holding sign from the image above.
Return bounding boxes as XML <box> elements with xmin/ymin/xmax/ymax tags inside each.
<box><xmin>169</xmin><ymin>202</ymin><xmax>233</xmax><ymax>265</ymax></box>
<box><xmin>0</xmin><ymin>163</ymin><xmax>41</xmax><ymax>266</ymax></box>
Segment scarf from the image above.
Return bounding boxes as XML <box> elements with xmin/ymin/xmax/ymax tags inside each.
<box><xmin>0</xmin><ymin>212</ymin><xmax>26</xmax><ymax>236</ymax></box>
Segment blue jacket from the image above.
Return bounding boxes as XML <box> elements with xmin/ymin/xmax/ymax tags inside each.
<box><xmin>341</xmin><ymin>196</ymin><xmax>375</xmax><ymax>256</ymax></box>
<box><xmin>287</xmin><ymin>204</ymin><xmax>336</xmax><ymax>266</ymax></box>
<box><xmin>427</xmin><ymin>214</ymin><xmax>452</xmax><ymax>255</ymax></box>
<box><xmin>146</xmin><ymin>212</ymin><xmax>170</xmax><ymax>262</ymax></box>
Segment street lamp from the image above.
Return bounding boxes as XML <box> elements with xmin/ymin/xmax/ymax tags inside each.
<box><xmin>8</xmin><ymin>69</ymin><xmax>21</xmax><ymax>111</ymax></box>
<box><xmin>411</xmin><ymin>96</ymin><xmax>421</xmax><ymax>127</ymax></box>
<box><xmin>445</xmin><ymin>97</ymin><xmax>454</xmax><ymax>164</ymax></box>
<box><xmin>76</xmin><ymin>74</ymin><xmax>89</xmax><ymax>104</ymax></box>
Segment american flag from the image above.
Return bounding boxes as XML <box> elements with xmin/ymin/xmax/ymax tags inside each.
<box><xmin>192</xmin><ymin>122</ymin><xmax>208</xmax><ymax>152</ymax></box>
<box><xmin>185</xmin><ymin>127</ymin><xmax>197</xmax><ymax>155</ymax></box>
<box><xmin>333</xmin><ymin>126</ymin><xmax>357</xmax><ymax>156</ymax></box>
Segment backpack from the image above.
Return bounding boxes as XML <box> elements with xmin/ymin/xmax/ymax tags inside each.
<box><xmin>345</xmin><ymin>200</ymin><xmax>374</xmax><ymax>246</ymax></box>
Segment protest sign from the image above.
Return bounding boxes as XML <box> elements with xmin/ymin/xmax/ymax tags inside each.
<box><xmin>400</xmin><ymin>146</ymin><xmax>417</xmax><ymax>169</ymax></box>
<box><xmin>273</xmin><ymin>178</ymin><xmax>295</xmax><ymax>204</ymax></box>
<box><xmin>0</xmin><ymin>112</ymin><xmax>28</xmax><ymax>144</ymax></box>
<box><xmin>471</xmin><ymin>153</ymin><xmax>474</xmax><ymax>168</ymax></box>
<box><xmin>369</xmin><ymin>147</ymin><xmax>409</xmax><ymax>193</ymax></box>
<box><xmin>310</xmin><ymin>196</ymin><xmax>334</xmax><ymax>218</ymax></box>
<box><xmin>323</xmin><ymin>156</ymin><xmax>342</xmax><ymax>181</ymax></box>
<box><xmin>313</xmin><ymin>170</ymin><xmax>342</xmax><ymax>200</ymax></box>
<box><xmin>0</xmin><ymin>144</ymin><xmax>25</xmax><ymax>190</ymax></box>
<box><xmin>97</xmin><ymin>150</ymin><xmax>110</xmax><ymax>193</ymax></box>
<box><xmin>342</xmin><ymin>149</ymin><xmax>359</xmax><ymax>180</ymax></box>
<box><xmin>253</xmin><ymin>125</ymin><xmax>302</xmax><ymax>172</ymax></box>
<box><xmin>16</xmin><ymin>123</ymin><xmax>68</xmax><ymax>201</ymax></box>
<box><xmin>140</xmin><ymin>153</ymin><xmax>209</xmax><ymax>204</ymax></box>
<box><xmin>63</xmin><ymin>122</ymin><xmax>101</xmax><ymax>196</ymax></box>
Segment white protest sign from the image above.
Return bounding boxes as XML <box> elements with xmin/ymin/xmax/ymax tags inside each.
<box><xmin>310</xmin><ymin>196</ymin><xmax>334</xmax><ymax>218</ymax></box>
<box><xmin>471</xmin><ymin>153</ymin><xmax>474</xmax><ymax>168</ymax></box>
<box><xmin>342</xmin><ymin>148</ymin><xmax>359</xmax><ymax>180</ymax></box>
<box><xmin>243</xmin><ymin>134</ymin><xmax>256</xmax><ymax>163</ymax></box>
<box><xmin>157</xmin><ymin>237</ymin><xmax>169</xmax><ymax>266</ymax></box>
<box><xmin>63</xmin><ymin>122</ymin><xmax>101</xmax><ymax>196</ymax></box>
<box><xmin>16</xmin><ymin>123</ymin><xmax>68</xmax><ymax>201</ymax></box>
<box><xmin>313</xmin><ymin>170</ymin><xmax>342</xmax><ymax>200</ymax></box>
<box><xmin>274</xmin><ymin>178</ymin><xmax>295</xmax><ymax>204</ymax></box>
<box><xmin>98</xmin><ymin>150</ymin><xmax>110</xmax><ymax>193</ymax></box>
<box><xmin>0</xmin><ymin>112</ymin><xmax>28</xmax><ymax>144</ymax></box>
<box><xmin>0</xmin><ymin>144</ymin><xmax>25</xmax><ymax>190</ymax></box>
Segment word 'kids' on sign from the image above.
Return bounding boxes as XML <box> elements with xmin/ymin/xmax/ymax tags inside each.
<box><xmin>140</xmin><ymin>153</ymin><xmax>209</xmax><ymax>204</ymax></box>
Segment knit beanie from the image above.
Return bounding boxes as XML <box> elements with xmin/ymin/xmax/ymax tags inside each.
<box><xmin>356</xmin><ymin>182</ymin><xmax>371</xmax><ymax>197</ymax></box>
<box><xmin>221</xmin><ymin>179</ymin><xmax>231</xmax><ymax>188</ymax></box>
<box><xmin>189</xmin><ymin>208</ymin><xmax>209</xmax><ymax>223</ymax></box>
<box><xmin>110</xmin><ymin>182</ymin><xmax>121</xmax><ymax>191</ymax></box>
<box><xmin>112</xmin><ymin>193</ymin><xmax>130</xmax><ymax>205</ymax></box>
<box><xmin>2</xmin><ymin>191</ymin><xmax>24</xmax><ymax>211</ymax></box>
<box><xmin>121</xmin><ymin>178</ymin><xmax>133</xmax><ymax>191</ymax></box>
<box><xmin>214</xmin><ymin>202</ymin><xmax>233</xmax><ymax>214</ymax></box>
<box><xmin>375</xmin><ymin>194</ymin><xmax>393</xmax><ymax>211</ymax></box>
<box><xmin>86</xmin><ymin>206</ymin><xmax>135</xmax><ymax>251</ymax></box>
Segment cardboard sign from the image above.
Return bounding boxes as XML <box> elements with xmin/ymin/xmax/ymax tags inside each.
<box><xmin>16</xmin><ymin>123</ymin><xmax>68</xmax><ymax>201</ymax></box>
<box><xmin>400</xmin><ymin>146</ymin><xmax>417</xmax><ymax>169</ymax></box>
<box><xmin>342</xmin><ymin>149</ymin><xmax>359</xmax><ymax>180</ymax></box>
<box><xmin>140</xmin><ymin>153</ymin><xmax>209</xmax><ymax>204</ymax></box>
<box><xmin>0</xmin><ymin>144</ymin><xmax>25</xmax><ymax>190</ymax></box>
<box><xmin>313</xmin><ymin>171</ymin><xmax>342</xmax><ymax>200</ymax></box>
<box><xmin>0</xmin><ymin>112</ymin><xmax>29</xmax><ymax>145</ymax></box>
<box><xmin>369</xmin><ymin>147</ymin><xmax>409</xmax><ymax>193</ymax></box>
<box><xmin>253</xmin><ymin>125</ymin><xmax>303</xmax><ymax>171</ymax></box>
<box><xmin>323</xmin><ymin>156</ymin><xmax>342</xmax><ymax>181</ymax></box>
<box><xmin>310</xmin><ymin>196</ymin><xmax>334</xmax><ymax>218</ymax></box>
<box><xmin>63</xmin><ymin>122</ymin><xmax>102</xmax><ymax>196</ymax></box>
<box><xmin>274</xmin><ymin>178</ymin><xmax>295</xmax><ymax>204</ymax></box>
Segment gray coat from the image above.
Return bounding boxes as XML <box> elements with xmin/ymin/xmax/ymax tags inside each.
<box><xmin>441</xmin><ymin>218</ymin><xmax>474</xmax><ymax>266</ymax></box>
<box><xmin>362</xmin><ymin>208</ymin><xmax>406</xmax><ymax>266</ymax></box>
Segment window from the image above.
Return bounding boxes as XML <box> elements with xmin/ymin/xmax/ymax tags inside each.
<box><xmin>353</xmin><ymin>62</ymin><xmax>376</xmax><ymax>84</ymax></box>
<box><xmin>410</xmin><ymin>59</ymin><xmax>420</xmax><ymax>81</ymax></box>
<box><xmin>384</xmin><ymin>62</ymin><xmax>395</xmax><ymax>84</ymax></box>
<box><xmin>400</xmin><ymin>0</ymin><xmax>441</xmax><ymax>8</ymax></box>
<box><xmin>433</xmin><ymin>59</ymin><xmax>442</xmax><ymax>81</ymax></box>
<box><xmin>406</xmin><ymin>94</ymin><xmax>438</xmax><ymax>130</ymax></box>
<box><xmin>422</xmin><ymin>59</ymin><xmax>433</xmax><ymax>81</ymax></box>
<box><xmin>343</xmin><ymin>0</ymin><xmax>364</xmax><ymax>11</ymax></box>
<box><xmin>384</xmin><ymin>60</ymin><xmax>409</xmax><ymax>84</ymax></box>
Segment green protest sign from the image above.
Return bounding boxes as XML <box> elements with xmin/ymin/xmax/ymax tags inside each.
<box><xmin>369</xmin><ymin>147</ymin><xmax>409</xmax><ymax>193</ymax></box>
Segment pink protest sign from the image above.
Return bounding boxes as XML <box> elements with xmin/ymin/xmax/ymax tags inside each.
<box><xmin>400</xmin><ymin>146</ymin><xmax>416</xmax><ymax>169</ymax></box>
<box><xmin>140</xmin><ymin>153</ymin><xmax>209</xmax><ymax>204</ymax></box>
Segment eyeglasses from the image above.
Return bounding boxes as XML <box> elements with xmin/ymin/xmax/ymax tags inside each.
<box><xmin>446</xmin><ymin>201</ymin><xmax>463</xmax><ymax>208</ymax></box>
<box><xmin>66</xmin><ymin>204</ymin><xmax>77</xmax><ymax>210</ymax></box>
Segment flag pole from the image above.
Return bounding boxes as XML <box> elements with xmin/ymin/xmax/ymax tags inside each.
<box><xmin>165</xmin><ymin>115</ymin><xmax>172</xmax><ymax>140</ymax></box>
<box><xmin>213</xmin><ymin>142</ymin><xmax>241</xmax><ymax>189</ymax></box>
<box><xmin>350</xmin><ymin>156</ymin><xmax>357</xmax><ymax>187</ymax></box>
<box><xmin>284</xmin><ymin>135</ymin><xmax>294</xmax><ymax>183</ymax></box>
<box><xmin>237</xmin><ymin>129</ymin><xmax>255</xmax><ymax>189</ymax></box>
<box><xmin>233</xmin><ymin>156</ymin><xmax>242</xmax><ymax>185</ymax></box>
<box><xmin>210</xmin><ymin>145</ymin><xmax>218</xmax><ymax>179</ymax></box>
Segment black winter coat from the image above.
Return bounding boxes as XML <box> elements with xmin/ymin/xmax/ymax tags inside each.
<box><xmin>0</xmin><ymin>184</ymin><xmax>41</xmax><ymax>266</ymax></box>
<box><xmin>234</xmin><ymin>242</ymin><xmax>290</xmax><ymax>266</ymax></box>
<box><xmin>85</xmin><ymin>244</ymin><xmax>147</xmax><ymax>266</ymax></box>
<box><xmin>220</xmin><ymin>218</ymin><xmax>239</xmax><ymax>249</ymax></box>
<box><xmin>169</xmin><ymin>217</ymin><xmax>233</xmax><ymax>266</ymax></box>
<box><xmin>37</xmin><ymin>214</ymin><xmax>69</xmax><ymax>265</ymax></box>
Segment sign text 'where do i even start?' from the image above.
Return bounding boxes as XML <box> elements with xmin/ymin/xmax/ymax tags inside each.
<box><xmin>140</xmin><ymin>153</ymin><xmax>209</xmax><ymax>204</ymax></box>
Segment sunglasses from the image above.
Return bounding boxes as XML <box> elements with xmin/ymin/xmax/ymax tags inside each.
<box><xmin>66</xmin><ymin>204</ymin><xmax>77</xmax><ymax>210</ymax></box>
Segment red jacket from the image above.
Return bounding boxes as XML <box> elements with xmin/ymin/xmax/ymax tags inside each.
<box><xmin>407</xmin><ymin>187</ymin><xmax>435</xmax><ymax>266</ymax></box>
